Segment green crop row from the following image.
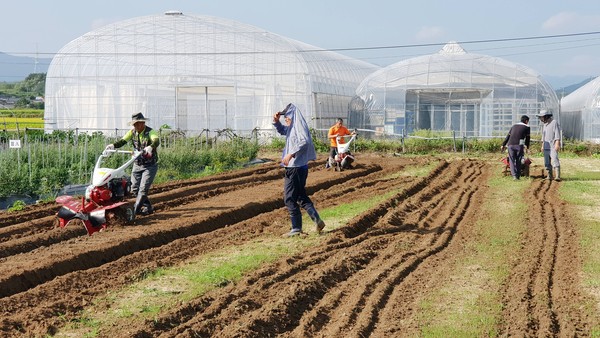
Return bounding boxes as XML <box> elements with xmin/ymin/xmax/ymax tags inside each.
<box><xmin>0</xmin><ymin>131</ymin><xmax>259</xmax><ymax>199</ymax></box>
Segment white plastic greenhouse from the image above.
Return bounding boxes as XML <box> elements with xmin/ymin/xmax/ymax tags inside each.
<box><xmin>350</xmin><ymin>42</ymin><xmax>559</xmax><ymax>137</ymax></box>
<box><xmin>560</xmin><ymin>76</ymin><xmax>600</xmax><ymax>142</ymax></box>
<box><xmin>44</xmin><ymin>11</ymin><xmax>379</xmax><ymax>135</ymax></box>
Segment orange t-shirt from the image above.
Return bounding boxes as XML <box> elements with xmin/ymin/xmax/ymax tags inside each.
<box><xmin>328</xmin><ymin>125</ymin><xmax>351</xmax><ymax>147</ymax></box>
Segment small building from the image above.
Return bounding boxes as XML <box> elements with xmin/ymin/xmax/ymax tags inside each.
<box><xmin>350</xmin><ymin>42</ymin><xmax>559</xmax><ymax>137</ymax></box>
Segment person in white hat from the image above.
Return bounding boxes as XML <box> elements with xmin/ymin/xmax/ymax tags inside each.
<box><xmin>104</xmin><ymin>112</ymin><xmax>160</xmax><ymax>217</ymax></box>
<box><xmin>536</xmin><ymin>109</ymin><xmax>561</xmax><ymax>181</ymax></box>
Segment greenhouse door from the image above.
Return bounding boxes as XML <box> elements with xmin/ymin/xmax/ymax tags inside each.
<box><xmin>449</xmin><ymin>104</ymin><xmax>477</xmax><ymax>136</ymax></box>
<box><xmin>418</xmin><ymin>103</ymin><xmax>477</xmax><ymax>135</ymax></box>
<box><xmin>411</xmin><ymin>89</ymin><xmax>482</xmax><ymax>135</ymax></box>
<box><xmin>176</xmin><ymin>86</ymin><xmax>235</xmax><ymax>133</ymax></box>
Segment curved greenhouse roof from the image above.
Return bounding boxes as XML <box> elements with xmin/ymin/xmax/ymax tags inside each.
<box><xmin>351</xmin><ymin>42</ymin><xmax>558</xmax><ymax>137</ymax></box>
<box><xmin>45</xmin><ymin>11</ymin><xmax>379</xmax><ymax>135</ymax></box>
<box><xmin>560</xmin><ymin>76</ymin><xmax>600</xmax><ymax>141</ymax></box>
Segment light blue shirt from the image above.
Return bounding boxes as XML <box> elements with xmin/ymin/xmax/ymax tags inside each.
<box><xmin>273</xmin><ymin>103</ymin><xmax>317</xmax><ymax>167</ymax></box>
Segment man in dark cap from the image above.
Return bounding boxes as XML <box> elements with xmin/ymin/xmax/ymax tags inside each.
<box><xmin>536</xmin><ymin>109</ymin><xmax>561</xmax><ymax>181</ymax></box>
<box><xmin>104</xmin><ymin>112</ymin><xmax>160</xmax><ymax>218</ymax></box>
<box><xmin>501</xmin><ymin>115</ymin><xmax>531</xmax><ymax>180</ymax></box>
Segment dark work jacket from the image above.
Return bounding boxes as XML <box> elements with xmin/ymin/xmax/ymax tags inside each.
<box><xmin>502</xmin><ymin>122</ymin><xmax>530</xmax><ymax>148</ymax></box>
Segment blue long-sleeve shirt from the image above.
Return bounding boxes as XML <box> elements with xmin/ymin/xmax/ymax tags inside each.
<box><xmin>273</xmin><ymin>120</ymin><xmax>311</xmax><ymax>167</ymax></box>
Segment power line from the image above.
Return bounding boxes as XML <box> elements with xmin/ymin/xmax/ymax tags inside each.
<box><xmin>5</xmin><ymin>30</ymin><xmax>600</xmax><ymax>56</ymax></box>
<box><xmin>320</xmin><ymin>31</ymin><xmax>600</xmax><ymax>53</ymax></box>
<box><xmin>352</xmin><ymin>36</ymin><xmax>600</xmax><ymax>63</ymax></box>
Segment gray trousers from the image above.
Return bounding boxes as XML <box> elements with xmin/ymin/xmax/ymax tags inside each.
<box><xmin>131</xmin><ymin>162</ymin><xmax>158</xmax><ymax>200</ymax></box>
<box><xmin>543</xmin><ymin>148</ymin><xmax>560</xmax><ymax>170</ymax></box>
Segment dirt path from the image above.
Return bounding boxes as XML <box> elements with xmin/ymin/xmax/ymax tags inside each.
<box><xmin>0</xmin><ymin>154</ymin><xmax>595</xmax><ymax>337</ymax></box>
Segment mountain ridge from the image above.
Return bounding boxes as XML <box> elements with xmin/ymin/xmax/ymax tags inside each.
<box><xmin>0</xmin><ymin>52</ymin><xmax>52</xmax><ymax>82</ymax></box>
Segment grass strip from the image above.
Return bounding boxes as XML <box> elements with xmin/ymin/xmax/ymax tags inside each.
<box><xmin>558</xmin><ymin>158</ymin><xmax>600</xmax><ymax>335</ymax></box>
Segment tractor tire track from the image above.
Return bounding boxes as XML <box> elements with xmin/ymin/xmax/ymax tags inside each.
<box><xmin>499</xmin><ymin>179</ymin><xmax>589</xmax><ymax>336</ymax></box>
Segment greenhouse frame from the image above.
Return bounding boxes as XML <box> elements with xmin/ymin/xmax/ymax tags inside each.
<box><xmin>350</xmin><ymin>42</ymin><xmax>559</xmax><ymax>137</ymax></box>
<box><xmin>560</xmin><ymin>76</ymin><xmax>600</xmax><ymax>142</ymax></box>
<box><xmin>44</xmin><ymin>11</ymin><xmax>380</xmax><ymax>136</ymax></box>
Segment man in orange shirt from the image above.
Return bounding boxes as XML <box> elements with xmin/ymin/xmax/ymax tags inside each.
<box><xmin>327</xmin><ymin>118</ymin><xmax>353</xmax><ymax>168</ymax></box>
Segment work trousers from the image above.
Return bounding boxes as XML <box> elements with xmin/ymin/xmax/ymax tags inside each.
<box><xmin>283</xmin><ymin>166</ymin><xmax>320</xmax><ymax>231</ymax></box>
<box><xmin>131</xmin><ymin>162</ymin><xmax>158</xmax><ymax>201</ymax></box>
<box><xmin>507</xmin><ymin>145</ymin><xmax>524</xmax><ymax>179</ymax></box>
<box><xmin>543</xmin><ymin>148</ymin><xmax>560</xmax><ymax>171</ymax></box>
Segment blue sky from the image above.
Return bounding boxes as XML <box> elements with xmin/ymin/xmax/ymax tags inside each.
<box><xmin>4</xmin><ymin>0</ymin><xmax>600</xmax><ymax>82</ymax></box>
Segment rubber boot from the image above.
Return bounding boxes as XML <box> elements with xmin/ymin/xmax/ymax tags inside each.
<box><xmin>133</xmin><ymin>194</ymin><xmax>149</xmax><ymax>215</ymax></box>
<box><xmin>290</xmin><ymin>213</ymin><xmax>302</xmax><ymax>233</ymax></box>
<box><xmin>554</xmin><ymin>167</ymin><xmax>561</xmax><ymax>182</ymax></box>
<box><xmin>545</xmin><ymin>168</ymin><xmax>553</xmax><ymax>180</ymax></box>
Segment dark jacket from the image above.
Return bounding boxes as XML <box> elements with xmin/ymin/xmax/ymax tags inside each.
<box><xmin>502</xmin><ymin>122</ymin><xmax>530</xmax><ymax>148</ymax></box>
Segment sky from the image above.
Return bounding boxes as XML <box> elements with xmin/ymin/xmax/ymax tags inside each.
<box><xmin>3</xmin><ymin>0</ymin><xmax>600</xmax><ymax>85</ymax></box>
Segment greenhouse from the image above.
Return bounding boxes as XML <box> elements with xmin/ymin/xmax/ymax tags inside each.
<box><xmin>560</xmin><ymin>76</ymin><xmax>600</xmax><ymax>142</ymax></box>
<box><xmin>44</xmin><ymin>11</ymin><xmax>379</xmax><ymax>135</ymax></box>
<box><xmin>350</xmin><ymin>42</ymin><xmax>559</xmax><ymax>137</ymax></box>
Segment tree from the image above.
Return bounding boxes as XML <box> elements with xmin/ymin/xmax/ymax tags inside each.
<box><xmin>15</xmin><ymin>97</ymin><xmax>30</xmax><ymax>108</ymax></box>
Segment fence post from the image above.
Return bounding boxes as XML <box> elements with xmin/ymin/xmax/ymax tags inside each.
<box><xmin>401</xmin><ymin>128</ymin><xmax>405</xmax><ymax>153</ymax></box>
<box><xmin>84</xmin><ymin>135</ymin><xmax>88</xmax><ymax>182</ymax></box>
<box><xmin>28</xmin><ymin>143</ymin><xmax>32</xmax><ymax>185</ymax></box>
<box><xmin>17</xmin><ymin>143</ymin><xmax>21</xmax><ymax>175</ymax></box>
<box><xmin>452</xmin><ymin>130</ymin><xmax>457</xmax><ymax>152</ymax></box>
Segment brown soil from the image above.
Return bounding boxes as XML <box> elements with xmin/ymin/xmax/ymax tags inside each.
<box><xmin>0</xmin><ymin>154</ymin><xmax>594</xmax><ymax>337</ymax></box>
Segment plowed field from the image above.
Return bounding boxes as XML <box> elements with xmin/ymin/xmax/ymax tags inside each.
<box><xmin>0</xmin><ymin>154</ymin><xmax>595</xmax><ymax>337</ymax></box>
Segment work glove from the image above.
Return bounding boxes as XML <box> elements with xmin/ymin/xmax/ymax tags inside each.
<box><xmin>102</xmin><ymin>144</ymin><xmax>114</xmax><ymax>156</ymax></box>
<box><xmin>143</xmin><ymin>146</ymin><xmax>153</xmax><ymax>157</ymax></box>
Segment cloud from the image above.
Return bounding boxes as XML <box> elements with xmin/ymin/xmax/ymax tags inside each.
<box><xmin>415</xmin><ymin>26</ymin><xmax>445</xmax><ymax>41</ymax></box>
<box><xmin>542</xmin><ymin>12</ymin><xmax>600</xmax><ymax>32</ymax></box>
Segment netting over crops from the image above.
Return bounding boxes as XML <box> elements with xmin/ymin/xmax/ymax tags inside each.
<box><xmin>560</xmin><ymin>76</ymin><xmax>600</xmax><ymax>142</ymax></box>
<box><xmin>350</xmin><ymin>42</ymin><xmax>559</xmax><ymax>137</ymax></box>
<box><xmin>45</xmin><ymin>11</ymin><xmax>379</xmax><ymax>136</ymax></box>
